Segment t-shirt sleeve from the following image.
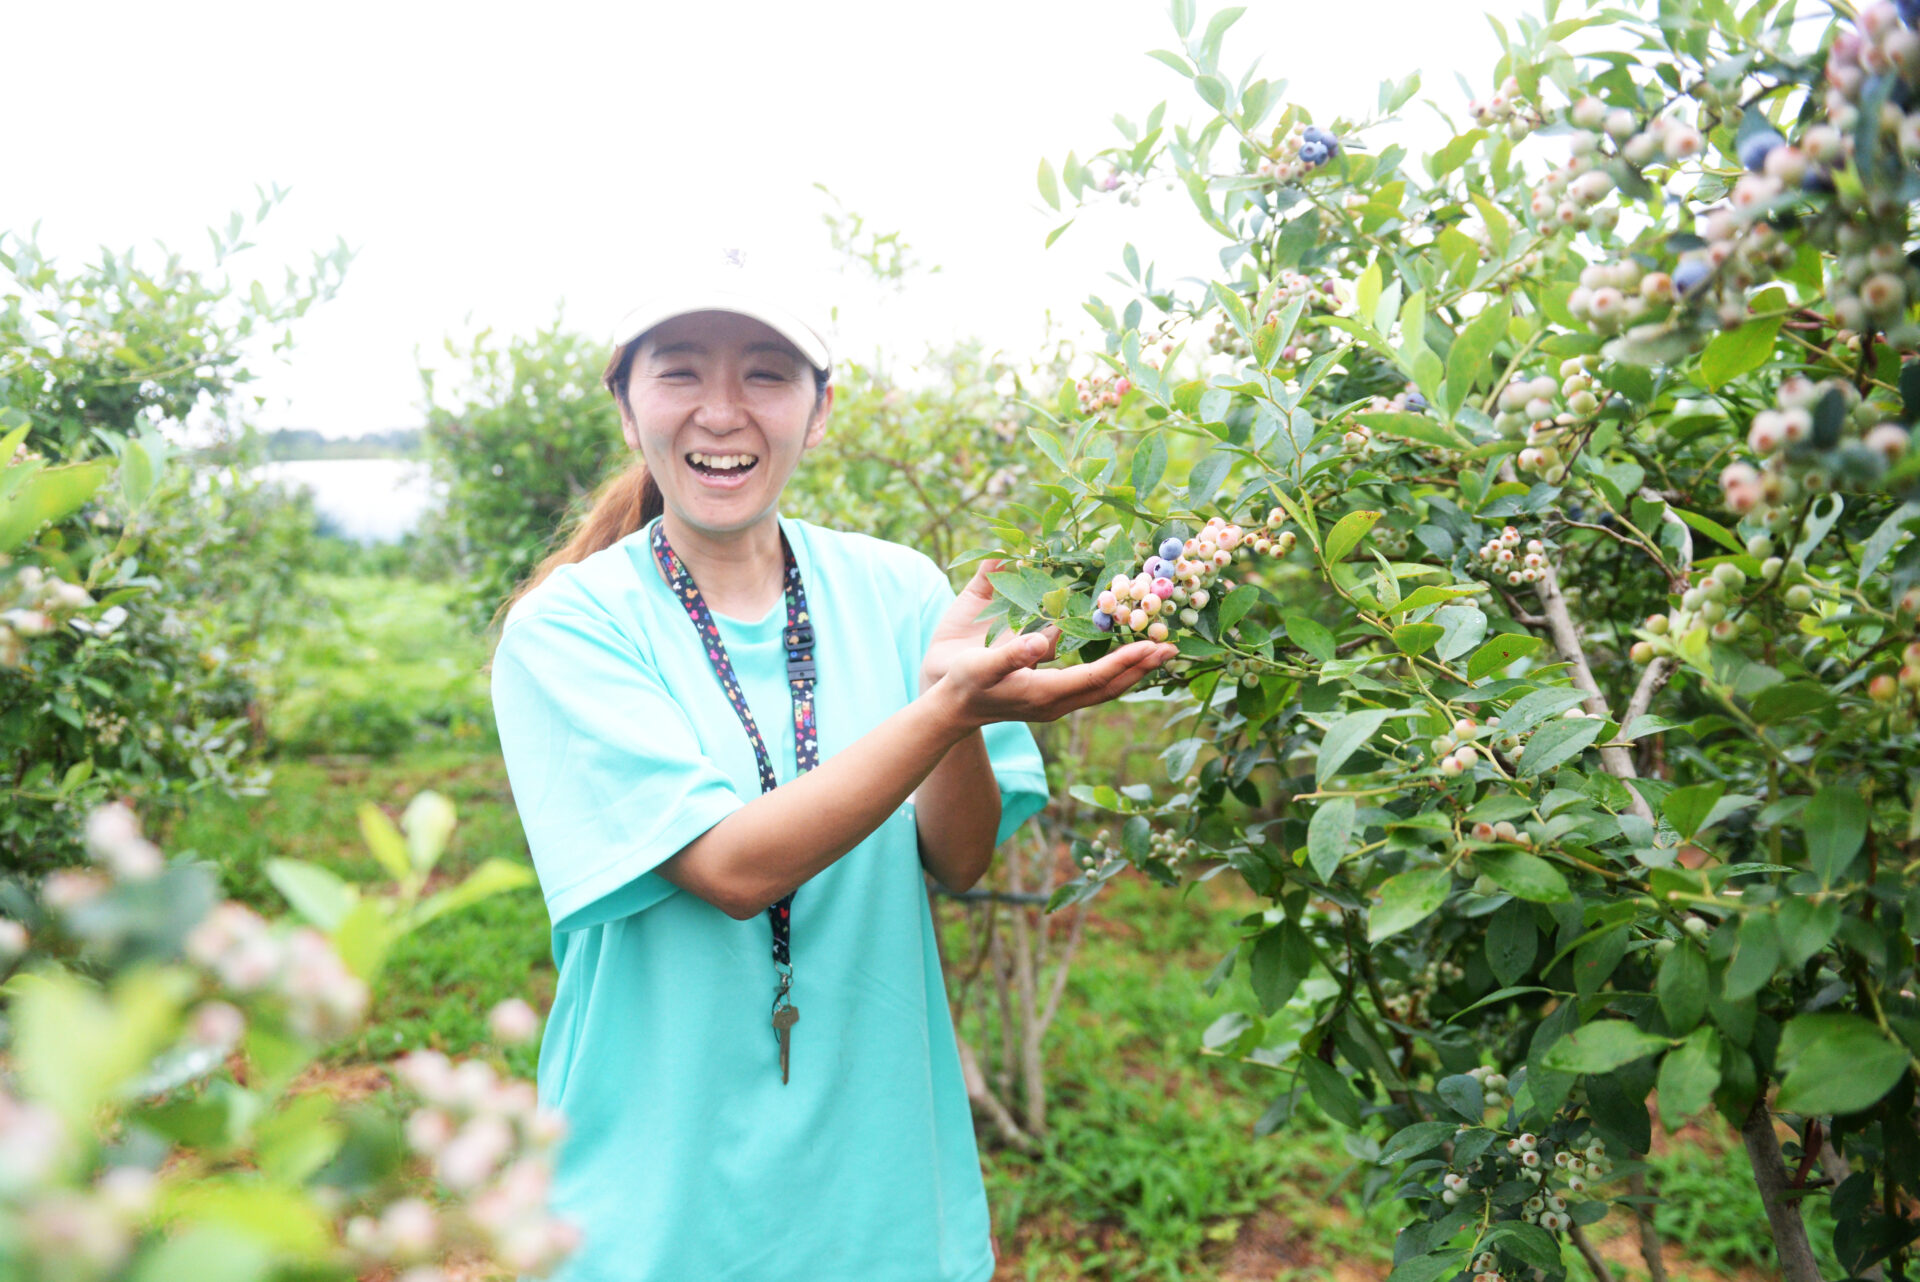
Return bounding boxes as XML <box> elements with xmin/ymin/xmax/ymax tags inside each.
<box><xmin>912</xmin><ymin>556</ymin><xmax>1051</xmax><ymax>846</ymax></box>
<box><xmin>490</xmin><ymin>604</ymin><xmax>747</xmax><ymax>932</ymax></box>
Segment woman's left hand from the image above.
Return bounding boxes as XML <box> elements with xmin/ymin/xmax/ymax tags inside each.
<box><xmin>919</xmin><ymin>559</ymin><xmax>1061</xmax><ymax>695</ymax></box>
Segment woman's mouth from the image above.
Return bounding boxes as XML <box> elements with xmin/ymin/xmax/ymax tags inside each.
<box><xmin>686</xmin><ymin>451</ymin><xmax>760</xmax><ymax>489</ymax></box>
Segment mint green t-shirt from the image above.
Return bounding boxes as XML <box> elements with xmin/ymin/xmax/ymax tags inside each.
<box><xmin>488</xmin><ymin>513</ymin><xmax>1049</xmax><ymax>1282</ymax></box>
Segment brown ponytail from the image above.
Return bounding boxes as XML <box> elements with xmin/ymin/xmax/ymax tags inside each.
<box><xmin>490</xmin><ymin>340</ymin><xmax>661</xmax><ymax>633</ymax></box>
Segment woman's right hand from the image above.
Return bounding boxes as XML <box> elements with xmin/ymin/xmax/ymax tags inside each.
<box><xmin>933</xmin><ymin>622</ymin><xmax>1177</xmax><ymax>729</ymax></box>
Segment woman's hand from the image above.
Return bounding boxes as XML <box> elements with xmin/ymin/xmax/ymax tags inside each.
<box><xmin>919</xmin><ymin>558</ymin><xmax>1176</xmax><ymax>728</ymax></box>
<box><xmin>919</xmin><ymin>559</ymin><xmax>1012</xmax><ymax>695</ymax></box>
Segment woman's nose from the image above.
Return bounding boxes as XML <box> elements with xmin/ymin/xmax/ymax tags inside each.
<box><xmin>692</xmin><ymin>387</ymin><xmax>751</xmax><ymax>431</ymax></box>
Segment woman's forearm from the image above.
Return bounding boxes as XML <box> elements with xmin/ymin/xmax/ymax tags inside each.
<box><xmin>657</xmin><ymin>679</ymin><xmax>979</xmax><ymax>919</ymax></box>
<box><xmin>911</xmin><ymin>723</ymin><xmax>1000</xmax><ymax>894</ymax></box>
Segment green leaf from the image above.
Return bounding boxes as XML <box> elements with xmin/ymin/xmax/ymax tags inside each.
<box><xmin>357</xmin><ymin>804</ymin><xmax>412</xmax><ymax>883</ymax></box>
<box><xmin>1037</xmin><ymin>158</ymin><xmax>1061</xmax><ymax>210</ymax></box>
<box><xmin>1860</xmin><ymin>502</ymin><xmax>1920</xmax><ymax>587</ymax></box>
<box><xmin>1218</xmin><ymin>584</ymin><xmax>1258</xmax><ymax>634</ymax></box>
<box><xmin>1662</xmin><ymin>782</ymin><xmax>1726</xmax><ymax>841</ymax></box>
<box><xmin>1776</xmin><ymin>1014</ymin><xmax>1912</xmax><ymax>1116</ymax></box>
<box><xmin>1386</xmin><ymin>1253</ymin><xmax>1470</xmax><ymax>1282</ymax></box>
<box><xmin>1476</xmin><ymin>850</ymin><xmax>1572</xmax><ymax>902</ymax></box>
<box><xmin>1518</xmin><ymin>717</ymin><xmax>1603</xmax><ymax>777</ymax></box>
<box><xmin>265</xmin><ymin>860</ymin><xmax>357</xmax><ymax>931</ymax></box>
<box><xmin>1541</xmin><ymin>1020</ymin><xmax>1669</xmax><ymax>1073</ymax></box>
<box><xmin>1749</xmin><ymin>680</ymin><xmax>1834</xmax><ymax>724</ymax></box>
<box><xmin>1250</xmin><ymin>921</ymin><xmax>1312</xmax><ymax>1015</ymax></box>
<box><xmin>1369</xmin><ymin>865</ymin><xmax>1451</xmax><ymax>942</ymax></box>
<box><xmin>1378</xmin><ymin>1119</ymin><xmax>1459</xmax><ymax>1165</ymax></box>
<box><xmin>0</xmin><ymin>460</ymin><xmax>111</xmax><ymax>553</ymax></box>
<box><xmin>120</xmin><ymin>439</ymin><xmax>155</xmax><ymax>508</ymax></box>
<box><xmin>1487</xmin><ymin>900</ymin><xmax>1538</xmax><ymax>986</ymax></box>
<box><xmin>1658</xmin><ymin>1026</ymin><xmax>1723</xmax><ymax>1128</ymax></box>
<box><xmin>1392</xmin><ymin>622</ymin><xmax>1444</xmax><ymax>656</ymax></box>
<box><xmin>1286</xmin><ymin>613</ymin><xmax>1335</xmax><ymax>662</ymax></box>
<box><xmin>1467</xmin><ymin>632</ymin><xmax>1544</xmax><ymax>681</ymax></box>
<box><xmin>1445</xmin><ymin>301</ymin><xmax>1512</xmax><ymax>410</ymax></box>
<box><xmin>406</xmin><ymin>858</ymin><xmax>537</xmax><ymax>933</ymax></box>
<box><xmin>1671</xmin><ymin>506</ymin><xmax>1743</xmax><ymax>554</ymax></box>
<box><xmin>1307</xmin><ymin>797</ymin><xmax>1356</xmax><ymax>881</ymax></box>
<box><xmin>1324</xmin><ymin>509</ymin><xmax>1383</xmax><ymax>563</ymax></box>
<box><xmin>1316</xmin><ymin>708</ymin><xmax>1395</xmax><ymax>784</ymax></box>
<box><xmin>1698</xmin><ymin>298</ymin><xmax>1785</xmax><ymax>389</ymax></box>
<box><xmin>1434</xmin><ymin>605</ymin><xmax>1486</xmax><ymax>662</ymax></box>
<box><xmin>1353</xmin><ymin>411</ymin><xmax>1470</xmax><ymax>452</ymax></box>
<box><xmin>1187</xmin><ymin>449</ymin><xmax>1232</xmax><ymax>508</ymax></box>
<box><xmin>1804</xmin><ymin>786</ymin><xmax>1867</xmax><ymax>887</ymax></box>
<box><xmin>1303</xmin><ymin>1056</ymin><xmax>1364</xmax><ymax>1128</ymax></box>
<box><xmin>1496</xmin><ymin>687</ymin><xmax>1589</xmax><ymax>736</ymax></box>
<box><xmin>1658</xmin><ymin>943</ymin><xmax>1709</xmax><ymax>1033</ymax></box>
<box><xmin>1131</xmin><ymin>433</ymin><xmax>1168</xmax><ymax>495</ymax></box>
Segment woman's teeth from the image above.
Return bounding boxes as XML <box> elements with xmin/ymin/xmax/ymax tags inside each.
<box><xmin>687</xmin><ymin>452</ymin><xmax>758</xmax><ymax>473</ymax></box>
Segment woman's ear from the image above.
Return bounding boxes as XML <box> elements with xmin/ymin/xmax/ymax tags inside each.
<box><xmin>619</xmin><ymin>404</ymin><xmax>641</xmax><ymax>452</ymax></box>
<box><xmin>803</xmin><ymin>384</ymin><xmax>835</xmax><ymax>451</ymax></box>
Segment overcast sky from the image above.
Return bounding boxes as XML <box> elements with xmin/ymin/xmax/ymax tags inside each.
<box><xmin>10</xmin><ymin>0</ymin><xmax>1505</xmax><ymax>437</ymax></box>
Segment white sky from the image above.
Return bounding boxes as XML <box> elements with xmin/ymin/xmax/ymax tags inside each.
<box><xmin>9</xmin><ymin>0</ymin><xmax>1506</xmax><ymax>437</ymax></box>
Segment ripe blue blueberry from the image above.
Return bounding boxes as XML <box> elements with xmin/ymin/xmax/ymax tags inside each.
<box><xmin>1303</xmin><ymin>125</ymin><xmax>1338</xmax><ymax>148</ymax></box>
<box><xmin>1672</xmin><ymin>260</ymin><xmax>1712</xmax><ymax>297</ymax></box>
<box><xmin>1092</xmin><ymin>609</ymin><xmax>1114</xmax><ymax>632</ymax></box>
<box><xmin>1144</xmin><ymin>556</ymin><xmax>1167</xmax><ymax>577</ymax></box>
<box><xmin>1802</xmin><ymin>167</ymin><xmax>1836</xmax><ymax>195</ymax></box>
<box><xmin>1901</xmin><ymin>0</ymin><xmax>1920</xmax><ymax>26</ymax></box>
<box><xmin>1298</xmin><ymin>139</ymin><xmax>1331</xmax><ymax>167</ymax></box>
<box><xmin>1738</xmin><ymin>129</ymin><xmax>1784</xmax><ymax>173</ymax></box>
<box><xmin>1405</xmin><ymin>391</ymin><xmax>1429</xmax><ymax>413</ymax></box>
<box><xmin>1158</xmin><ymin>537</ymin><xmax>1183</xmax><ymax>561</ymax></box>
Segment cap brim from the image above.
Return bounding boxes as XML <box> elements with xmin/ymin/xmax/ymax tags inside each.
<box><xmin>612</xmin><ymin>288</ymin><xmax>831</xmax><ymax>372</ymax></box>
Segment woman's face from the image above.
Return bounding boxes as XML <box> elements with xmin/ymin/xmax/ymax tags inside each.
<box><xmin>622</xmin><ymin>310</ymin><xmax>831</xmax><ymax>538</ymax></box>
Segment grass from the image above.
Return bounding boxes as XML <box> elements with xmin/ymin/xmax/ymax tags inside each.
<box><xmin>167</xmin><ymin>571</ymin><xmax>1794</xmax><ymax>1282</ymax></box>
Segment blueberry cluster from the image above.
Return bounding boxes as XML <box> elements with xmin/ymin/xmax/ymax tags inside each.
<box><xmin>1255</xmin><ymin>121</ymin><xmax>1344</xmax><ymax>184</ymax></box>
<box><xmin>1470</xmin><ymin>526</ymin><xmax>1554</xmax><ymax>589</ymax></box>
<box><xmin>1492</xmin><ymin>358</ymin><xmax>1602</xmax><ymax>478</ymax></box>
<box><xmin>1089</xmin><ymin>517</ymin><xmax>1294</xmax><ymax>642</ymax></box>
<box><xmin>1075</xmin><ymin>373</ymin><xmax>1134</xmax><ymax>416</ymax></box>
<box><xmin>1429</xmin><ymin>716</ymin><xmax>1485</xmax><ymax>779</ymax></box>
<box><xmin>1720</xmin><ymin>376</ymin><xmax>1911</xmax><ymax>521</ymax></box>
<box><xmin>1466</xmin><ymin>74</ymin><xmax>1544</xmax><ymax>141</ymax></box>
<box><xmin>1633</xmin><ymin>550</ymin><xmax>1819</xmax><ymax>654</ymax></box>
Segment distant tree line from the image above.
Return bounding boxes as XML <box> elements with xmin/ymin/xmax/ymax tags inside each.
<box><xmin>254</xmin><ymin>426</ymin><xmax>422</xmax><ymax>460</ymax></box>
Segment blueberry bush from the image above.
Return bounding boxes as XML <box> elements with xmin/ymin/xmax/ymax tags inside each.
<box><xmin>1</xmin><ymin>207</ymin><xmax>351</xmax><ymax>871</ymax></box>
<box><xmin>980</xmin><ymin>1</ymin><xmax>1920</xmax><ymax>1278</ymax></box>
<box><xmin>0</xmin><ymin>791</ymin><xmax>560</xmax><ymax>1282</ymax></box>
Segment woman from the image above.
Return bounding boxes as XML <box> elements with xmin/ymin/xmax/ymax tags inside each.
<box><xmin>488</xmin><ymin>250</ymin><xmax>1176</xmax><ymax>1281</ymax></box>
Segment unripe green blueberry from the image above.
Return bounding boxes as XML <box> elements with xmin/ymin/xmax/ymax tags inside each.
<box><xmin>1654</xmin><ymin>938</ymin><xmax>1675</xmax><ymax>957</ymax></box>
<box><xmin>1631</xmin><ymin>641</ymin><xmax>1655</xmax><ymax>664</ymax></box>
<box><xmin>1713</xmin><ymin>562</ymin><xmax>1746</xmax><ymax>590</ymax></box>
<box><xmin>1746</xmin><ymin>534</ymin><xmax>1774</xmax><ymax>559</ymax></box>
<box><xmin>1760</xmin><ymin>556</ymin><xmax>1784</xmax><ymax>581</ymax></box>
<box><xmin>1701</xmin><ymin>579</ymin><xmax>1727</xmax><ymax>604</ymax></box>
<box><xmin>1473</xmin><ymin>874</ymin><xmax>1500</xmax><ymax>895</ymax></box>
<box><xmin>1683</xmin><ymin>916</ymin><xmax>1710</xmax><ymax>938</ymax></box>
<box><xmin>1785</xmin><ymin>584</ymin><xmax>1813</xmax><ymax>610</ymax></box>
<box><xmin>1699</xmin><ymin>599</ymin><xmax>1727</xmax><ymax>623</ymax></box>
<box><xmin>1646</xmin><ymin>613</ymin><xmax>1669</xmax><ymax>636</ymax></box>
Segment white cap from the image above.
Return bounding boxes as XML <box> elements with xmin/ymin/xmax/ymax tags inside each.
<box><xmin>611</xmin><ymin>246</ymin><xmax>833</xmax><ymax>373</ymax></box>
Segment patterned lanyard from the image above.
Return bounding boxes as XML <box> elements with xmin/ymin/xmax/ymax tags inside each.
<box><xmin>650</xmin><ymin>521</ymin><xmax>818</xmax><ymax>1085</ymax></box>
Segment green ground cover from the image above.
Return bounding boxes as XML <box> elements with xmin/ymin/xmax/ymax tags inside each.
<box><xmin>165</xmin><ymin>571</ymin><xmax>1792</xmax><ymax>1281</ymax></box>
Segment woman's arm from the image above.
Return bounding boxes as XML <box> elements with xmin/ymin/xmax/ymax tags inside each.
<box><xmin>654</xmin><ymin>631</ymin><xmax>1171</xmax><ymax>920</ymax></box>
<box><xmin>909</xmin><ymin>680</ymin><xmax>1000</xmax><ymax>894</ymax></box>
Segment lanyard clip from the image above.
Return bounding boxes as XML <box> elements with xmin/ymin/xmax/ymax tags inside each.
<box><xmin>785</xmin><ymin>623</ymin><xmax>816</xmax><ymax>684</ymax></box>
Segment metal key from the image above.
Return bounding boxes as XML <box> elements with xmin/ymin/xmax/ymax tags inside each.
<box><xmin>773</xmin><ymin>1005</ymin><xmax>800</xmax><ymax>1084</ymax></box>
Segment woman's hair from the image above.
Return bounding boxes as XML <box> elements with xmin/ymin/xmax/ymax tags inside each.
<box><xmin>490</xmin><ymin>329</ymin><xmax>830</xmax><ymax>633</ymax></box>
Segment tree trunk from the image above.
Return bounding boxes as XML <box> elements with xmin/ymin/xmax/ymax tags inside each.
<box><xmin>1742</xmin><ymin>1097</ymin><xmax>1826</xmax><ymax>1282</ymax></box>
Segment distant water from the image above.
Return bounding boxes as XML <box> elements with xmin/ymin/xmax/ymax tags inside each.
<box><xmin>253</xmin><ymin>459</ymin><xmax>441</xmax><ymax>544</ymax></box>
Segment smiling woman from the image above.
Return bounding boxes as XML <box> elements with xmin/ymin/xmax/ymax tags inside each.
<box><xmin>486</xmin><ymin>246</ymin><xmax>1174</xmax><ymax>1282</ymax></box>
